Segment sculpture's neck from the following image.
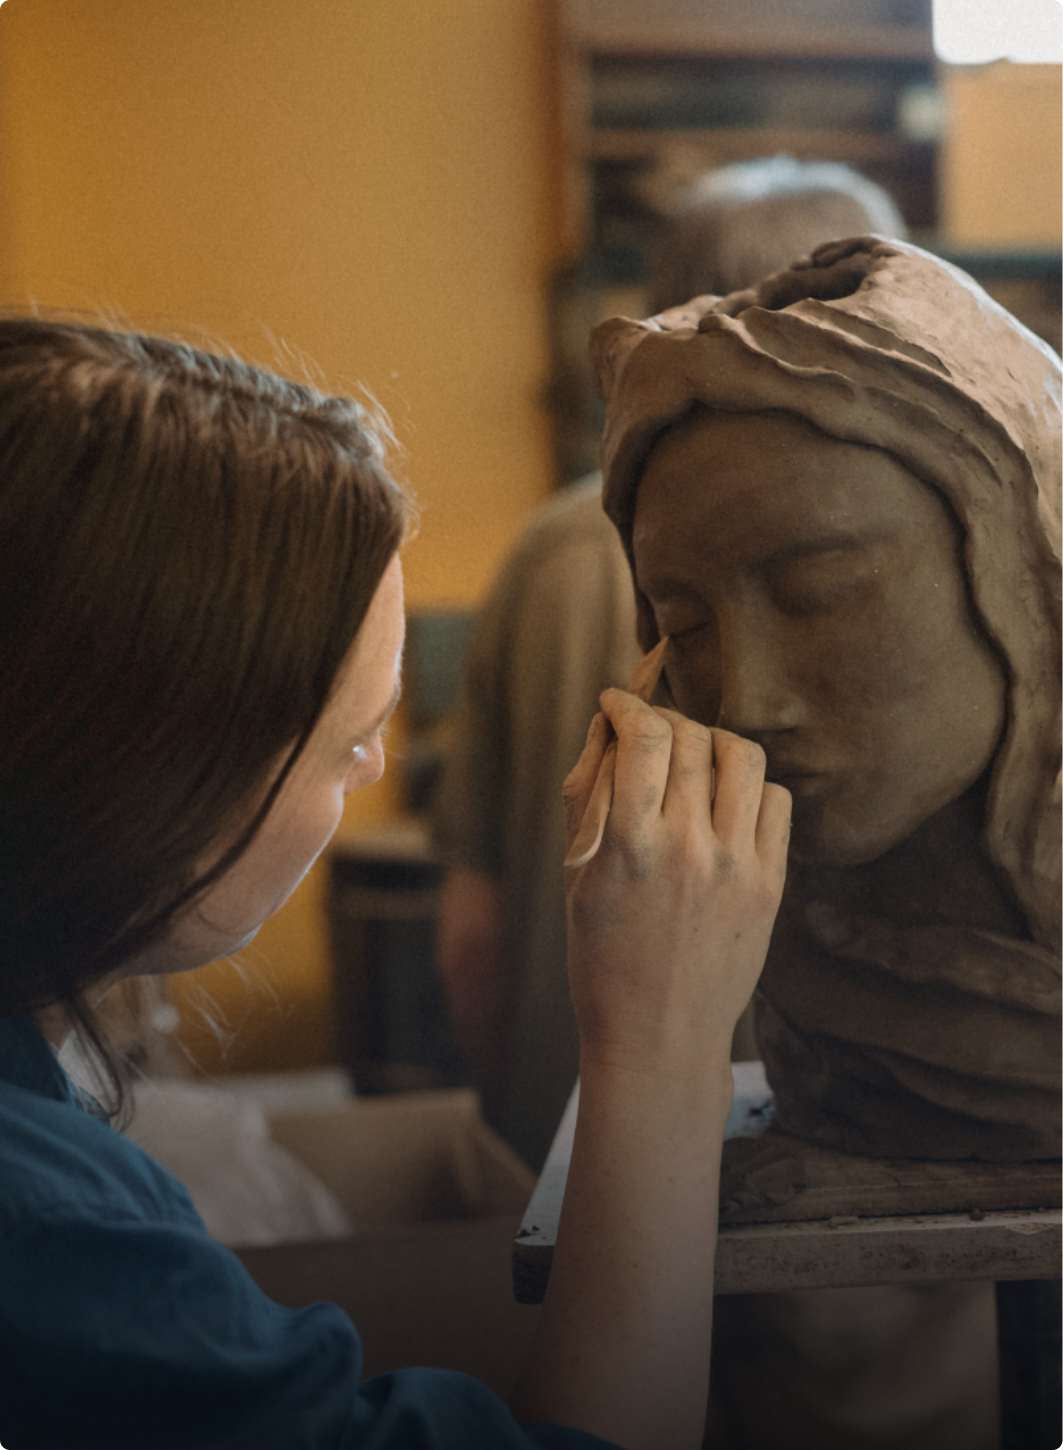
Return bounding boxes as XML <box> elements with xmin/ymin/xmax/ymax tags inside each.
<box><xmin>794</xmin><ymin>777</ymin><xmax>1028</xmax><ymax>937</ymax></box>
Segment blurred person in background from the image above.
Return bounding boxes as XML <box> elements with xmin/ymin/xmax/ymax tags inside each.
<box><xmin>432</xmin><ymin>155</ymin><xmax>908</xmax><ymax>1173</ymax></box>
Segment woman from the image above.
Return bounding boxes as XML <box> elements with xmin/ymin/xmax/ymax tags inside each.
<box><xmin>592</xmin><ymin>234</ymin><xmax>1061</xmax><ymax>1163</ymax></box>
<box><xmin>0</xmin><ymin>318</ymin><xmax>789</xmax><ymax>1450</ymax></box>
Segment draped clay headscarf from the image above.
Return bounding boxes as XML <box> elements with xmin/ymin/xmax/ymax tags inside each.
<box><xmin>593</xmin><ymin>236</ymin><xmax>1061</xmax><ymax>1161</ymax></box>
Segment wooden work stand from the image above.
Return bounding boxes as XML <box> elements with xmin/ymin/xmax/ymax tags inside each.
<box><xmin>513</xmin><ymin>1065</ymin><xmax>1062</xmax><ymax>1450</ymax></box>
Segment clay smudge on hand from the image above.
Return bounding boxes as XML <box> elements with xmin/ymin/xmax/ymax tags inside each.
<box><xmin>564</xmin><ymin>635</ymin><xmax>671</xmax><ymax>869</ymax></box>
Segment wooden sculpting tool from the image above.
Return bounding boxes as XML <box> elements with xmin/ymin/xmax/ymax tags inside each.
<box><xmin>564</xmin><ymin>635</ymin><xmax>670</xmax><ymax>869</ymax></box>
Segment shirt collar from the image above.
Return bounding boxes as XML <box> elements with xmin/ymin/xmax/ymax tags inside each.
<box><xmin>0</xmin><ymin>1013</ymin><xmax>80</xmax><ymax>1107</ymax></box>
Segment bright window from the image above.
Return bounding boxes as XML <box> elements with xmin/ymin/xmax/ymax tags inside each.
<box><xmin>933</xmin><ymin>0</ymin><xmax>1062</xmax><ymax>65</ymax></box>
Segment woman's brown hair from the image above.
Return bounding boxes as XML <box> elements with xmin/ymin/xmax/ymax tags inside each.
<box><xmin>0</xmin><ymin>318</ymin><xmax>409</xmax><ymax>1069</ymax></box>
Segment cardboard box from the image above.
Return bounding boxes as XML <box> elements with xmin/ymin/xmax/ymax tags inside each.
<box><xmin>236</xmin><ymin>1089</ymin><xmax>540</xmax><ymax>1398</ymax></box>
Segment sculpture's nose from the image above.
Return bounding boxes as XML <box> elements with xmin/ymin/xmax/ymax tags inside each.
<box><xmin>714</xmin><ymin>614</ymin><xmax>803</xmax><ymax>744</ymax></box>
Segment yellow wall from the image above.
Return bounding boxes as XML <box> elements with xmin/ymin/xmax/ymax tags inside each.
<box><xmin>0</xmin><ymin>0</ymin><xmax>561</xmax><ymax>1072</ymax></box>
<box><xmin>941</xmin><ymin>62</ymin><xmax>1062</xmax><ymax>245</ymax></box>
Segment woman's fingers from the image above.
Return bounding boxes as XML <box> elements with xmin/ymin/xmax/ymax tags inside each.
<box><xmin>562</xmin><ymin>712</ymin><xmax>611</xmax><ymax>850</ymax></box>
<box><xmin>599</xmin><ymin>688</ymin><xmax>673</xmax><ymax>844</ymax></box>
<box><xmin>568</xmin><ymin>703</ymin><xmax>789</xmax><ymax>882</ymax></box>
<box><xmin>755</xmin><ymin>781</ymin><xmax>792</xmax><ymax>876</ymax></box>
<box><xmin>708</xmin><ymin>730</ymin><xmax>768</xmax><ymax>846</ymax></box>
<box><xmin>656</xmin><ymin>708</ymin><xmax>715</xmax><ymax>821</ymax></box>
<box><xmin>565</xmin><ymin>744</ymin><xmax>617</xmax><ymax>869</ymax></box>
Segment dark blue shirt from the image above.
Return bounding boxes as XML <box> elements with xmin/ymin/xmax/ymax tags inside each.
<box><xmin>0</xmin><ymin>1016</ymin><xmax>614</xmax><ymax>1450</ymax></box>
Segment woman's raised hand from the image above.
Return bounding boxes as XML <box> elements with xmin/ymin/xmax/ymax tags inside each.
<box><xmin>513</xmin><ymin>689</ymin><xmax>790</xmax><ymax>1448</ymax></box>
<box><xmin>562</xmin><ymin>689</ymin><xmax>791</xmax><ymax>1077</ymax></box>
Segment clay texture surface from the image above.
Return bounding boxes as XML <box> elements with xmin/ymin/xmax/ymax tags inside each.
<box><xmin>592</xmin><ymin>237</ymin><xmax>1061</xmax><ymax>1161</ymax></box>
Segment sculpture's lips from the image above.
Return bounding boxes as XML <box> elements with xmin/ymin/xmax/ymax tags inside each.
<box><xmin>767</xmin><ymin>769</ymin><xmax>829</xmax><ymax>797</ymax></box>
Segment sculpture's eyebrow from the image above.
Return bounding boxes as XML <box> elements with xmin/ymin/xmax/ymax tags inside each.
<box><xmin>756</xmin><ymin>528</ymin><xmax>893</xmax><ymax>570</ymax></box>
<box><xmin>639</xmin><ymin>526</ymin><xmax>896</xmax><ymax>601</ymax></box>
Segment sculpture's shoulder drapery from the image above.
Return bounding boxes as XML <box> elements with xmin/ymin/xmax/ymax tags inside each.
<box><xmin>592</xmin><ymin>238</ymin><xmax>1061</xmax><ymax>1160</ymax></box>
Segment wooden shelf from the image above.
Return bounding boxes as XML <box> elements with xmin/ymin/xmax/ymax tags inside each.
<box><xmin>588</xmin><ymin>127</ymin><xmax>926</xmax><ymax>165</ymax></box>
<box><xmin>569</xmin><ymin>24</ymin><xmax>935</xmax><ymax>63</ymax></box>
<box><xmin>548</xmin><ymin>1</ymin><xmax>943</xmax><ymax>475</ymax></box>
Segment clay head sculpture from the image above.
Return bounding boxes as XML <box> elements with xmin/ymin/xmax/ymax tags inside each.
<box><xmin>592</xmin><ymin>236</ymin><xmax>1061</xmax><ymax>1161</ymax></box>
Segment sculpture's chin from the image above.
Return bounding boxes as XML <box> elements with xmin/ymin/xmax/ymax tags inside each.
<box><xmin>786</xmin><ymin>794</ymin><xmax>909</xmax><ymax>869</ymax></box>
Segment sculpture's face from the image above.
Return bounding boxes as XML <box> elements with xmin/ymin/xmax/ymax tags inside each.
<box><xmin>632</xmin><ymin>410</ymin><xmax>1007</xmax><ymax>866</ymax></box>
